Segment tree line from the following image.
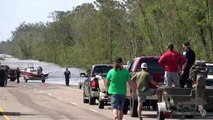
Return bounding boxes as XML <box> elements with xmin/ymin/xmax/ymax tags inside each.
<box><xmin>0</xmin><ymin>0</ymin><xmax>213</xmax><ymax>68</ymax></box>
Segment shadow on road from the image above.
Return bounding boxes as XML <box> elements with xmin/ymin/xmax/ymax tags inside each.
<box><xmin>0</xmin><ymin>112</ymin><xmax>35</xmax><ymax>116</ymax></box>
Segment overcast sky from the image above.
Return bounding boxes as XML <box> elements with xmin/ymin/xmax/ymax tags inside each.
<box><xmin>0</xmin><ymin>0</ymin><xmax>95</xmax><ymax>41</ymax></box>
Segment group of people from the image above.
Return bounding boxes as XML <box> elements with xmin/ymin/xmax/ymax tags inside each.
<box><xmin>105</xmin><ymin>41</ymin><xmax>195</xmax><ymax>120</ymax></box>
<box><xmin>158</xmin><ymin>41</ymin><xmax>195</xmax><ymax>88</ymax></box>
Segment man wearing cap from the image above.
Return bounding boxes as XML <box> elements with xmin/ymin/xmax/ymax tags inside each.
<box><xmin>158</xmin><ymin>43</ymin><xmax>186</xmax><ymax>87</ymax></box>
<box><xmin>131</xmin><ymin>63</ymin><xmax>160</xmax><ymax>120</ymax></box>
<box><xmin>106</xmin><ymin>57</ymin><xmax>136</xmax><ymax>120</ymax></box>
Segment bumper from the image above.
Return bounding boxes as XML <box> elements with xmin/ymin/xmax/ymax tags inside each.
<box><xmin>90</xmin><ymin>91</ymin><xmax>99</xmax><ymax>98</ymax></box>
<box><xmin>99</xmin><ymin>92</ymin><xmax>110</xmax><ymax>102</ymax></box>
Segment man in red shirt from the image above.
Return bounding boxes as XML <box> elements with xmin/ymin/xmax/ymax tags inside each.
<box><xmin>158</xmin><ymin>43</ymin><xmax>186</xmax><ymax>87</ymax></box>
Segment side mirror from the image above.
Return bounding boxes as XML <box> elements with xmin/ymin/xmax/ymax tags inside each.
<box><xmin>80</xmin><ymin>73</ymin><xmax>86</xmax><ymax>77</ymax></box>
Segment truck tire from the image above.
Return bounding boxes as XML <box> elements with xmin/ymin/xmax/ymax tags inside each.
<box><xmin>98</xmin><ymin>100</ymin><xmax>104</xmax><ymax>109</ymax></box>
<box><xmin>83</xmin><ymin>90</ymin><xmax>89</xmax><ymax>103</ymax></box>
<box><xmin>123</xmin><ymin>98</ymin><xmax>129</xmax><ymax>114</ymax></box>
<box><xmin>42</xmin><ymin>79</ymin><xmax>45</xmax><ymax>83</ymax></box>
<box><xmin>130</xmin><ymin>97</ymin><xmax>138</xmax><ymax>117</ymax></box>
<box><xmin>0</xmin><ymin>81</ymin><xmax>5</xmax><ymax>87</ymax></box>
<box><xmin>152</xmin><ymin>100</ymin><xmax>158</xmax><ymax>110</ymax></box>
<box><xmin>89</xmin><ymin>96</ymin><xmax>96</xmax><ymax>105</ymax></box>
<box><xmin>79</xmin><ymin>84</ymin><xmax>82</xmax><ymax>89</ymax></box>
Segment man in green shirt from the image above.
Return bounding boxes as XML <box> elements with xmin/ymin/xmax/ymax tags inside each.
<box><xmin>106</xmin><ymin>57</ymin><xmax>136</xmax><ymax>120</ymax></box>
<box><xmin>131</xmin><ymin>63</ymin><xmax>159</xmax><ymax>120</ymax></box>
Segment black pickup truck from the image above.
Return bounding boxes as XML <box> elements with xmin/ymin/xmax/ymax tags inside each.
<box><xmin>82</xmin><ymin>64</ymin><xmax>113</xmax><ymax>105</ymax></box>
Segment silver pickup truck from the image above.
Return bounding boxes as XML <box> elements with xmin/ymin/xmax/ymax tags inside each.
<box><xmin>82</xmin><ymin>64</ymin><xmax>113</xmax><ymax>106</ymax></box>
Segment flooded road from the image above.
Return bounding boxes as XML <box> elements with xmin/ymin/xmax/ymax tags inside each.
<box><xmin>0</xmin><ymin>54</ymin><xmax>85</xmax><ymax>85</ymax></box>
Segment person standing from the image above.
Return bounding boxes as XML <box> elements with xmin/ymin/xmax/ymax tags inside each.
<box><xmin>16</xmin><ymin>67</ymin><xmax>21</xmax><ymax>84</ymax></box>
<box><xmin>158</xmin><ymin>43</ymin><xmax>186</xmax><ymax>87</ymax></box>
<box><xmin>106</xmin><ymin>57</ymin><xmax>136</xmax><ymax>120</ymax></box>
<box><xmin>131</xmin><ymin>63</ymin><xmax>161</xmax><ymax>120</ymax></box>
<box><xmin>64</xmin><ymin>68</ymin><xmax>71</xmax><ymax>86</ymax></box>
<box><xmin>180</xmin><ymin>41</ymin><xmax>195</xmax><ymax>88</ymax></box>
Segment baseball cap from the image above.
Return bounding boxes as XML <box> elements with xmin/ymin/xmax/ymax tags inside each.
<box><xmin>115</xmin><ymin>57</ymin><xmax>122</xmax><ymax>63</ymax></box>
<box><xmin>141</xmin><ymin>63</ymin><xmax>148</xmax><ymax>69</ymax></box>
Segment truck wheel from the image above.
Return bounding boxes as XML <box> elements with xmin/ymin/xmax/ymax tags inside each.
<box><xmin>79</xmin><ymin>84</ymin><xmax>82</xmax><ymax>89</ymax></box>
<box><xmin>130</xmin><ymin>97</ymin><xmax>138</xmax><ymax>117</ymax></box>
<box><xmin>4</xmin><ymin>80</ymin><xmax>7</xmax><ymax>87</ymax></box>
<box><xmin>0</xmin><ymin>80</ymin><xmax>6</xmax><ymax>87</ymax></box>
<box><xmin>123</xmin><ymin>98</ymin><xmax>129</xmax><ymax>114</ymax></box>
<box><xmin>89</xmin><ymin>96</ymin><xmax>96</xmax><ymax>105</ymax></box>
<box><xmin>42</xmin><ymin>79</ymin><xmax>45</xmax><ymax>83</ymax></box>
<box><xmin>98</xmin><ymin>100</ymin><xmax>104</xmax><ymax>109</ymax></box>
<box><xmin>152</xmin><ymin>100</ymin><xmax>158</xmax><ymax>110</ymax></box>
<box><xmin>83</xmin><ymin>89</ymin><xmax>89</xmax><ymax>103</ymax></box>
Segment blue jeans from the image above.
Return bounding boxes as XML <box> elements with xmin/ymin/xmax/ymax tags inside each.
<box><xmin>111</xmin><ymin>95</ymin><xmax>126</xmax><ymax>110</ymax></box>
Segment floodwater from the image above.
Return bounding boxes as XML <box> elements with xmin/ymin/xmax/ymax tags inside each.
<box><xmin>0</xmin><ymin>54</ymin><xmax>86</xmax><ymax>85</ymax></box>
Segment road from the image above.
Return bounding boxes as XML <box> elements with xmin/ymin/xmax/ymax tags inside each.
<box><xmin>1</xmin><ymin>82</ymin><xmax>213</xmax><ymax>120</ymax></box>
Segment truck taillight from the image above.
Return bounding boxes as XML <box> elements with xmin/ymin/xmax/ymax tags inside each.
<box><xmin>91</xmin><ymin>80</ymin><xmax>96</xmax><ymax>88</ymax></box>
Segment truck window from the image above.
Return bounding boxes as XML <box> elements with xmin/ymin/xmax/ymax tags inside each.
<box><xmin>92</xmin><ymin>66</ymin><xmax>113</xmax><ymax>77</ymax></box>
<box><xmin>136</xmin><ymin>58</ymin><xmax>164</xmax><ymax>73</ymax></box>
<box><xmin>128</xmin><ymin>60</ymin><xmax>136</xmax><ymax>72</ymax></box>
<box><xmin>208</xmin><ymin>66</ymin><xmax>213</xmax><ymax>75</ymax></box>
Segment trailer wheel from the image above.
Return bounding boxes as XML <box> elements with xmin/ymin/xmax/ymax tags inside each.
<box><xmin>10</xmin><ymin>77</ymin><xmax>16</xmax><ymax>81</ymax></box>
<box><xmin>157</xmin><ymin>105</ymin><xmax>165</xmax><ymax>120</ymax></box>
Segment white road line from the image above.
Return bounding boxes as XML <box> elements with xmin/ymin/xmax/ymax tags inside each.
<box><xmin>71</xmin><ymin>102</ymin><xmax>77</xmax><ymax>105</ymax></box>
<box><xmin>48</xmin><ymin>93</ymin><xmax>52</xmax><ymax>96</ymax></box>
<box><xmin>90</xmin><ymin>109</ymin><xmax>98</xmax><ymax>113</ymax></box>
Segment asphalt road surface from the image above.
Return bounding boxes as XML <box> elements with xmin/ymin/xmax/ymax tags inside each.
<box><xmin>1</xmin><ymin>81</ymin><xmax>213</xmax><ymax>120</ymax></box>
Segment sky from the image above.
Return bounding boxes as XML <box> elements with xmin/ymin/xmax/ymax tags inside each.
<box><xmin>0</xmin><ymin>0</ymin><xmax>95</xmax><ymax>42</ymax></box>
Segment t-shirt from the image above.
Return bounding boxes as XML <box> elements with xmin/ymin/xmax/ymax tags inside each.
<box><xmin>106</xmin><ymin>68</ymin><xmax>131</xmax><ymax>95</ymax></box>
<box><xmin>158</xmin><ymin>50</ymin><xmax>186</xmax><ymax>72</ymax></box>
<box><xmin>183</xmin><ymin>47</ymin><xmax>195</xmax><ymax>70</ymax></box>
<box><xmin>64</xmin><ymin>70</ymin><xmax>70</xmax><ymax>78</ymax></box>
<box><xmin>135</xmin><ymin>71</ymin><xmax>152</xmax><ymax>94</ymax></box>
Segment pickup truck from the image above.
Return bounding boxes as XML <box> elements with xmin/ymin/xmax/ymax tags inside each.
<box><xmin>82</xmin><ymin>64</ymin><xmax>113</xmax><ymax>105</ymax></box>
<box><xmin>124</xmin><ymin>56</ymin><xmax>165</xmax><ymax>117</ymax></box>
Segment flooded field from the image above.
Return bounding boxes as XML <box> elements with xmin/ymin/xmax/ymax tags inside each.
<box><xmin>0</xmin><ymin>54</ymin><xmax>86</xmax><ymax>85</ymax></box>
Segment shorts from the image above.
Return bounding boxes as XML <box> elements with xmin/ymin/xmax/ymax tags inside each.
<box><xmin>164</xmin><ymin>71</ymin><xmax>180</xmax><ymax>87</ymax></box>
<box><xmin>111</xmin><ymin>94</ymin><xmax>126</xmax><ymax>110</ymax></box>
<box><xmin>138</xmin><ymin>89</ymin><xmax>155</xmax><ymax>104</ymax></box>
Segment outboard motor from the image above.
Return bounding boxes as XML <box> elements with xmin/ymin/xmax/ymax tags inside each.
<box><xmin>37</xmin><ymin>66</ymin><xmax>43</xmax><ymax>75</ymax></box>
<box><xmin>189</xmin><ymin>61</ymin><xmax>208</xmax><ymax>116</ymax></box>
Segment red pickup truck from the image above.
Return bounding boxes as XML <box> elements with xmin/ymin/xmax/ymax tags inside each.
<box><xmin>124</xmin><ymin>56</ymin><xmax>165</xmax><ymax>117</ymax></box>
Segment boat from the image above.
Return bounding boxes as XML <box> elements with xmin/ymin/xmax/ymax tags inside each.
<box><xmin>20</xmin><ymin>66</ymin><xmax>49</xmax><ymax>83</ymax></box>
